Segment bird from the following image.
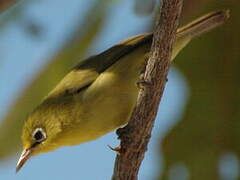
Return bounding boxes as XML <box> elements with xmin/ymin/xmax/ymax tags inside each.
<box><xmin>16</xmin><ymin>10</ymin><xmax>229</xmax><ymax>172</ymax></box>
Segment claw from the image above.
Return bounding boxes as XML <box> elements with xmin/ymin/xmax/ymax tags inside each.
<box><xmin>108</xmin><ymin>145</ymin><xmax>122</xmax><ymax>155</ymax></box>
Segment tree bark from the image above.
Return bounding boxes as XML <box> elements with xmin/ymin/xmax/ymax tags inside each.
<box><xmin>112</xmin><ymin>0</ymin><xmax>183</xmax><ymax>179</ymax></box>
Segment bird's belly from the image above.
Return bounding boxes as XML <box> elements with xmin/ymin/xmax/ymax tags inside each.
<box><xmin>75</xmin><ymin>74</ymin><xmax>139</xmax><ymax>143</ymax></box>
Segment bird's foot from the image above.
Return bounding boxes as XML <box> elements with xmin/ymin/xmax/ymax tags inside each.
<box><xmin>136</xmin><ymin>79</ymin><xmax>152</xmax><ymax>89</ymax></box>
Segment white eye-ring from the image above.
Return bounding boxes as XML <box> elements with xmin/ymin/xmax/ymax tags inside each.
<box><xmin>32</xmin><ymin>128</ymin><xmax>46</xmax><ymax>142</ymax></box>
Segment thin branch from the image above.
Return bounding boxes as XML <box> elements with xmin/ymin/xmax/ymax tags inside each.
<box><xmin>0</xmin><ymin>0</ymin><xmax>17</xmax><ymax>12</ymax></box>
<box><xmin>112</xmin><ymin>0</ymin><xmax>183</xmax><ymax>179</ymax></box>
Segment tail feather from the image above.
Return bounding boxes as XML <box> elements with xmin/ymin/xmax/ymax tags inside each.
<box><xmin>177</xmin><ymin>10</ymin><xmax>230</xmax><ymax>39</ymax></box>
<box><xmin>171</xmin><ymin>9</ymin><xmax>229</xmax><ymax>60</ymax></box>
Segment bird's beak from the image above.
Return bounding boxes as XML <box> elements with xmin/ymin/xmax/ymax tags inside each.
<box><xmin>16</xmin><ymin>149</ymin><xmax>32</xmax><ymax>173</ymax></box>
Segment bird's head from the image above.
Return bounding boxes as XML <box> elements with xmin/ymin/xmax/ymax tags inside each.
<box><xmin>16</xmin><ymin>103</ymin><xmax>62</xmax><ymax>172</ymax></box>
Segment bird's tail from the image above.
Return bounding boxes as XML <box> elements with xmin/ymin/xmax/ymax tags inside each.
<box><xmin>177</xmin><ymin>10</ymin><xmax>229</xmax><ymax>39</ymax></box>
<box><xmin>172</xmin><ymin>9</ymin><xmax>229</xmax><ymax>59</ymax></box>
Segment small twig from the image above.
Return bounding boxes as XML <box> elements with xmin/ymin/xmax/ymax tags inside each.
<box><xmin>0</xmin><ymin>0</ymin><xmax>17</xmax><ymax>12</ymax></box>
<box><xmin>111</xmin><ymin>0</ymin><xmax>183</xmax><ymax>179</ymax></box>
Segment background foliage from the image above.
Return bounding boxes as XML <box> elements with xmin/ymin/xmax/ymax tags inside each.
<box><xmin>160</xmin><ymin>0</ymin><xmax>240</xmax><ymax>179</ymax></box>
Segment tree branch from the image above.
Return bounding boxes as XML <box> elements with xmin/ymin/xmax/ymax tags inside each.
<box><xmin>0</xmin><ymin>0</ymin><xmax>17</xmax><ymax>12</ymax></box>
<box><xmin>112</xmin><ymin>0</ymin><xmax>183</xmax><ymax>179</ymax></box>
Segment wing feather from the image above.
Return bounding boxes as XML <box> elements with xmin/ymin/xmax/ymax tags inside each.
<box><xmin>46</xmin><ymin>34</ymin><xmax>152</xmax><ymax>99</ymax></box>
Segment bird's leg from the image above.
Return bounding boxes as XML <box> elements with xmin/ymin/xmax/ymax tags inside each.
<box><xmin>116</xmin><ymin>126</ymin><xmax>128</xmax><ymax>139</ymax></box>
<box><xmin>136</xmin><ymin>79</ymin><xmax>152</xmax><ymax>89</ymax></box>
<box><xmin>108</xmin><ymin>126</ymin><xmax>131</xmax><ymax>155</ymax></box>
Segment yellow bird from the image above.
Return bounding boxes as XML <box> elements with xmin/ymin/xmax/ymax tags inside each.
<box><xmin>16</xmin><ymin>10</ymin><xmax>229</xmax><ymax>172</ymax></box>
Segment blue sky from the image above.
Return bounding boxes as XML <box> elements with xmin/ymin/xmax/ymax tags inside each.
<box><xmin>0</xmin><ymin>0</ymin><xmax>188</xmax><ymax>179</ymax></box>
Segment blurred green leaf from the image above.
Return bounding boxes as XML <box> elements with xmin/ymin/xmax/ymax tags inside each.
<box><xmin>160</xmin><ymin>1</ymin><xmax>240</xmax><ymax>179</ymax></box>
<box><xmin>0</xmin><ymin>0</ymin><xmax>110</xmax><ymax>161</ymax></box>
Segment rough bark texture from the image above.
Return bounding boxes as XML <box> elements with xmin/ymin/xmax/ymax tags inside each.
<box><xmin>112</xmin><ymin>0</ymin><xmax>183</xmax><ymax>179</ymax></box>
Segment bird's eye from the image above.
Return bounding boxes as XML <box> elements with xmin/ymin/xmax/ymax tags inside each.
<box><xmin>32</xmin><ymin>128</ymin><xmax>46</xmax><ymax>142</ymax></box>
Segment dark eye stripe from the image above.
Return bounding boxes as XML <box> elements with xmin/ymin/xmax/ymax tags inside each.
<box><xmin>31</xmin><ymin>141</ymin><xmax>40</xmax><ymax>148</ymax></box>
